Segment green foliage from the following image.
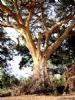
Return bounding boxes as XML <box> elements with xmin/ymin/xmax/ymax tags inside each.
<box><xmin>0</xmin><ymin>30</ymin><xmax>16</xmax><ymax>68</ymax></box>
<box><xmin>0</xmin><ymin>71</ymin><xmax>20</xmax><ymax>89</ymax></box>
<box><xmin>52</xmin><ymin>76</ymin><xmax>65</xmax><ymax>87</ymax></box>
<box><xmin>60</xmin><ymin>0</ymin><xmax>75</xmax><ymax>6</ymax></box>
<box><xmin>0</xmin><ymin>88</ymin><xmax>8</xmax><ymax>94</ymax></box>
<box><xmin>0</xmin><ymin>88</ymin><xmax>11</xmax><ymax>97</ymax></box>
<box><xmin>18</xmin><ymin>45</ymin><xmax>29</xmax><ymax>55</ymax></box>
<box><xmin>51</xmin><ymin>36</ymin><xmax>75</xmax><ymax>65</ymax></box>
<box><xmin>18</xmin><ymin>45</ymin><xmax>32</xmax><ymax>68</ymax></box>
<box><xmin>50</xmin><ymin>75</ymin><xmax>65</xmax><ymax>95</ymax></box>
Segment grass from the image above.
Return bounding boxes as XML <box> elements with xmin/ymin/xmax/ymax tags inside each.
<box><xmin>0</xmin><ymin>88</ymin><xmax>11</xmax><ymax>97</ymax></box>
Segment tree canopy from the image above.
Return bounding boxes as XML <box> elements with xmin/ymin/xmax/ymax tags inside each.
<box><xmin>0</xmin><ymin>0</ymin><xmax>75</xmax><ymax>94</ymax></box>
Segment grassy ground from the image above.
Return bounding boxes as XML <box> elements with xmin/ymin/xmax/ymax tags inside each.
<box><xmin>0</xmin><ymin>95</ymin><xmax>75</xmax><ymax>100</ymax></box>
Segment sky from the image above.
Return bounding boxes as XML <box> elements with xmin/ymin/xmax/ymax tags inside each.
<box><xmin>7</xmin><ymin>55</ymin><xmax>33</xmax><ymax>79</ymax></box>
<box><xmin>4</xmin><ymin>28</ymin><xmax>33</xmax><ymax>79</ymax></box>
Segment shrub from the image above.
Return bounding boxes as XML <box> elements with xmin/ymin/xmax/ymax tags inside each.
<box><xmin>51</xmin><ymin>76</ymin><xmax>65</xmax><ymax>95</ymax></box>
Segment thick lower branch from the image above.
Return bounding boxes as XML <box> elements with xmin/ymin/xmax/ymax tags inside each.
<box><xmin>17</xmin><ymin>28</ymin><xmax>36</xmax><ymax>59</ymax></box>
<box><xmin>37</xmin><ymin>32</ymin><xmax>44</xmax><ymax>57</ymax></box>
<box><xmin>44</xmin><ymin>16</ymin><xmax>74</xmax><ymax>50</ymax></box>
<box><xmin>44</xmin><ymin>23</ymin><xmax>75</xmax><ymax>60</ymax></box>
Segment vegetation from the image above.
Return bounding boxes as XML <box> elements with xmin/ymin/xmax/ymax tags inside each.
<box><xmin>0</xmin><ymin>71</ymin><xmax>20</xmax><ymax>96</ymax></box>
<box><xmin>0</xmin><ymin>0</ymin><xmax>75</xmax><ymax>94</ymax></box>
<box><xmin>51</xmin><ymin>76</ymin><xmax>65</xmax><ymax>95</ymax></box>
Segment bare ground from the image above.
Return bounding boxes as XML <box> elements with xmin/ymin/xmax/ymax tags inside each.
<box><xmin>0</xmin><ymin>95</ymin><xmax>75</xmax><ymax>100</ymax></box>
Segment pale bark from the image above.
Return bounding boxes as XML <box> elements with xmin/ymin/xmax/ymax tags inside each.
<box><xmin>0</xmin><ymin>1</ymin><xmax>75</xmax><ymax>93</ymax></box>
<box><xmin>44</xmin><ymin>16</ymin><xmax>74</xmax><ymax>50</ymax></box>
<box><xmin>17</xmin><ymin>28</ymin><xmax>36</xmax><ymax>60</ymax></box>
<box><xmin>44</xmin><ymin>23</ymin><xmax>75</xmax><ymax>60</ymax></box>
<box><xmin>32</xmin><ymin>55</ymin><xmax>49</xmax><ymax>84</ymax></box>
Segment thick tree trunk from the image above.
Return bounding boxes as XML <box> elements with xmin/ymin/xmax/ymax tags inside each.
<box><xmin>24</xmin><ymin>58</ymin><xmax>52</xmax><ymax>94</ymax></box>
<box><xmin>33</xmin><ymin>59</ymin><xmax>48</xmax><ymax>81</ymax></box>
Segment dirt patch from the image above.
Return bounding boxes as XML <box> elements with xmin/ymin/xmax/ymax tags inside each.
<box><xmin>0</xmin><ymin>95</ymin><xmax>75</xmax><ymax>100</ymax></box>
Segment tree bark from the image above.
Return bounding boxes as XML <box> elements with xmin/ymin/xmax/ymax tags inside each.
<box><xmin>33</xmin><ymin>58</ymin><xmax>47</xmax><ymax>79</ymax></box>
<box><xmin>24</xmin><ymin>57</ymin><xmax>52</xmax><ymax>94</ymax></box>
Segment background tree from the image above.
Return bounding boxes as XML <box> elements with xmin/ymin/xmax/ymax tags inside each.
<box><xmin>0</xmin><ymin>71</ymin><xmax>20</xmax><ymax>88</ymax></box>
<box><xmin>51</xmin><ymin>35</ymin><xmax>75</xmax><ymax>65</ymax></box>
<box><xmin>0</xmin><ymin>27</ymin><xmax>18</xmax><ymax>68</ymax></box>
<box><xmin>0</xmin><ymin>27</ymin><xmax>20</xmax><ymax>91</ymax></box>
<box><xmin>0</xmin><ymin>0</ymin><xmax>75</xmax><ymax>93</ymax></box>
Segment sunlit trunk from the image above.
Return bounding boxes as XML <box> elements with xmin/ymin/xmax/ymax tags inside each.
<box><xmin>33</xmin><ymin>58</ymin><xmax>48</xmax><ymax>81</ymax></box>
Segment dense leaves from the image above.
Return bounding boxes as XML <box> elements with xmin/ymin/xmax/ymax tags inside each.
<box><xmin>0</xmin><ymin>29</ymin><xmax>16</xmax><ymax>68</ymax></box>
<box><xmin>0</xmin><ymin>71</ymin><xmax>20</xmax><ymax>88</ymax></box>
<box><xmin>60</xmin><ymin>0</ymin><xmax>75</xmax><ymax>6</ymax></box>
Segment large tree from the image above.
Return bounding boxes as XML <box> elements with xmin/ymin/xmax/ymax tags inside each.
<box><xmin>0</xmin><ymin>0</ymin><xmax>75</xmax><ymax>93</ymax></box>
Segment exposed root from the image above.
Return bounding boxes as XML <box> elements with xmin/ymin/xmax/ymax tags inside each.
<box><xmin>20</xmin><ymin>76</ymin><xmax>53</xmax><ymax>95</ymax></box>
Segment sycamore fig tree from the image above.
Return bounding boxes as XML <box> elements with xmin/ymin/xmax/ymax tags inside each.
<box><xmin>0</xmin><ymin>0</ymin><xmax>75</xmax><ymax>93</ymax></box>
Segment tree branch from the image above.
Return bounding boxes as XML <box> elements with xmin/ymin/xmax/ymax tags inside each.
<box><xmin>0</xmin><ymin>3</ymin><xmax>20</xmax><ymax>24</ymax></box>
<box><xmin>37</xmin><ymin>32</ymin><xmax>44</xmax><ymax>56</ymax></box>
<box><xmin>11</xmin><ymin>0</ymin><xmax>23</xmax><ymax>25</ymax></box>
<box><xmin>0</xmin><ymin>19</ymin><xmax>17</xmax><ymax>28</ymax></box>
<box><xmin>23</xmin><ymin>8</ymin><xmax>36</xmax><ymax>57</ymax></box>
<box><xmin>44</xmin><ymin>16</ymin><xmax>74</xmax><ymax>50</ymax></box>
<box><xmin>25</xmin><ymin>10</ymin><xmax>33</xmax><ymax>27</ymax></box>
<box><xmin>16</xmin><ymin>27</ymin><xmax>36</xmax><ymax>59</ymax></box>
<box><xmin>44</xmin><ymin>23</ymin><xmax>75</xmax><ymax>60</ymax></box>
<box><xmin>0</xmin><ymin>2</ymin><xmax>36</xmax><ymax>58</ymax></box>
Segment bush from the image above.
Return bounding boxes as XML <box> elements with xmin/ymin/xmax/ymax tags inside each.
<box><xmin>51</xmin><ymin>76</ymin><xmax>65</xmax><ymax>95</ymax></box>
<box><xmin>0</xmin><ymin>88</ymin><xmax>11</xmax><ymax>97</ymax></box>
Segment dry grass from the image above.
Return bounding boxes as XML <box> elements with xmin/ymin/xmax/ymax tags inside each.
<box><xmin>0</xmin><ymin>95</ymin><xmax>75</xmax><ymax>100</ymax></box>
